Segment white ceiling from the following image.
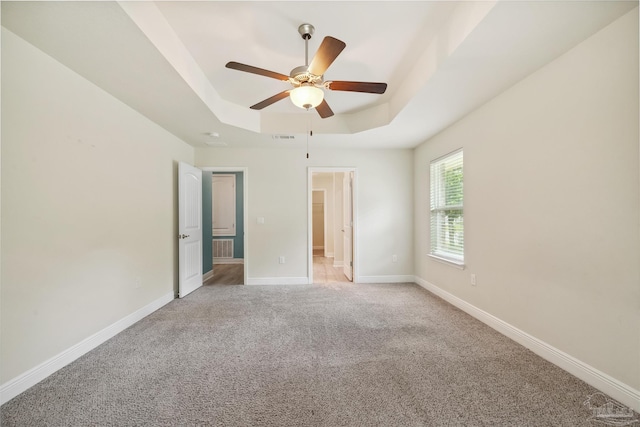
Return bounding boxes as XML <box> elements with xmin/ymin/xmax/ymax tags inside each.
<box><xmin>2</xmin><ymin>1</ymin><xmax>636</xmax><ymax>149</ymax></box>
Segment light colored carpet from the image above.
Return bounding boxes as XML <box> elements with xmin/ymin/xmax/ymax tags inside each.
<box><xmin>0</xmin><ymin>283</ymin><xmax>624</xmax><ymax>426</ymax></box>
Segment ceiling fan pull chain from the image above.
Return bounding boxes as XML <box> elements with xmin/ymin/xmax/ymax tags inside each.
<box><xmin>306</xmin><ymin>115</ymin><xmax>312</xmax><ymax>159</ymax></box>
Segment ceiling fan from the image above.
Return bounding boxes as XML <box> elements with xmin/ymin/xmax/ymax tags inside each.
<box><xmin>225</xmin><ymin>23</ymin><xmax>387</xmax><ymax>119</ymax></box>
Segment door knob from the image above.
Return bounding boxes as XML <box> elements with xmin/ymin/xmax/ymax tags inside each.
<box><xmin>179</xmin><ymin>234</ymin><xmax>190</xmax><ymax>239</ymax></box>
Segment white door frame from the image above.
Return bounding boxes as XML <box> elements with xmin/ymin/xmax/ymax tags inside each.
<box><xmin>308</xmin><ymin>167</ymin><xmax>357</xmax><ymax>284</ymax></box>
<box><xmin>201</xmin><ymin>167</ymin><xmax>248</xmax><ymax>285</ymax></box>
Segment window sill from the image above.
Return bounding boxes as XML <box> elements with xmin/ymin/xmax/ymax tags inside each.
<box><xmin>428</xmin><ymin>254</ymin><xmax>465</xmax><ymax>270</ymax></box>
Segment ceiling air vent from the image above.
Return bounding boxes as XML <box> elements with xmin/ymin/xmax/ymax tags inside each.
<box><xmin>272</xmin><ymin>135</ymin><xmax>296</xmax><ymax>140</ymax></box>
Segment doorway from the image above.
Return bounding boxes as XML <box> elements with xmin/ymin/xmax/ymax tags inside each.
<box><xmin>308</xmin><ymin>168</ymin><xmax>356</xmax><ymax>284</ymax></box>
<box><xmin>312</xmin><ymin>189</ymin><xmax>326</xmax><ymax>256</ymax></box>
<box><xmin>201</xmin><ymin>167</ymin><xmax>248</xmax><ymax>285</ymax></box>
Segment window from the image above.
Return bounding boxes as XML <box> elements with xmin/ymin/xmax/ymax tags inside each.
<box><xmin>430</xmin><ymin>149</ymin><xmax>464</xmax><ymax>264</ymax></box>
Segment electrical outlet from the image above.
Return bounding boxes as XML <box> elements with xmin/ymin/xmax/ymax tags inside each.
<box><xmin>392</xmin><ymin>254</ymin><xmax>398</xmax><ymax>263</ymax></box>
<box><xmin>134</xmin><ymin>277</ymin><xmax>142</xmax><ymax>289</ymax></box>
<box><xmin>279</xmin><ymin>256</ymin><xmax>285</xmax><ymax>264</ymax></box>
<box><xmin>470</xmin><ymin>274</ymin><xmax>476</xmax><ymax>286</ymax></box>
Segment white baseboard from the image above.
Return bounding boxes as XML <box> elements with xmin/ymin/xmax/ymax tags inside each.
<box><xmin>413</xmin><ymin>276</ymin><xmax>640</xmax><ymax>412</ymax></box>
<box><xmin>213</xmin><ymin>258</ymin><xmax>244</xmax><ymax>265</ymax></box>
<box><xmin>333</xmin><ymin>261</ymin><xmax>344</xmax><ymax>268</ymax></box>
<box><xmin>325</xmin><ymin>252</ymin><xmax>334</xmax><ymax>258</ymax></box>
<box><xmin>0</xmin><ymin>291</ymin><xmax>174</xmax><ymax>405</ymax></box>
<box><xmin>245</xmin><ymin>277</ymin><xmax>309</xmax><ymax>285</ymax></box>
<box><xmin>203</xmin><ymin>270</ymin><xmax>213</xmax><ymax>281</ymax></box>
<box><xmin>357</xmin><ymin>275</ymin><xmax>415</xmax><ymax>284</ymax></box>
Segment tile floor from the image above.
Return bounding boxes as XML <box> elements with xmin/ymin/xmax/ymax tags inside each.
<box><xmin>313</xmin><ymin>250</ymin><xmax>351</xmax><ymax>284</ymax></box>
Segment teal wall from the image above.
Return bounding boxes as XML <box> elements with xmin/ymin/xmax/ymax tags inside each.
<box><xmin>212</xmin><ymin>172</ymin><xmax>244</xmax><ymax>259</ymax></box>
<box><xmin>202</xmin><ymin>171</ymin><xmax>213</xmax><ymax>274</ymax></box>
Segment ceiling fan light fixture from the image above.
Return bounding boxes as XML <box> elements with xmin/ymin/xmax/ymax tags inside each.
<box><xmin>290</xmin><ymin>85</ymin><xmax>324</xmax><ymax>110</ymax></box>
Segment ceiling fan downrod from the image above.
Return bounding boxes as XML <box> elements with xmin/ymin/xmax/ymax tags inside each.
<box><xmin>298</xmin><ymin>23</ymin><xmax>314</xmax><ymax>66</ymax></box>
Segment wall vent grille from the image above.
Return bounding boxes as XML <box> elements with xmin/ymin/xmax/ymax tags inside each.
<box><xmin>213</xmin><ymin>239</ymin><xmax>234</xmax><ymax>259</ymax></box>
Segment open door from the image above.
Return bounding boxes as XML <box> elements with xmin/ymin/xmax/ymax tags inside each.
<box><xmin>343</xmin><ymin>171</ymin><xmax>354</xmax><ymax>281</ymax></box>
<box><xmin>178</xmin><ymin>162</ymin><xmax>203</xmax><ymax>298</ymax></box>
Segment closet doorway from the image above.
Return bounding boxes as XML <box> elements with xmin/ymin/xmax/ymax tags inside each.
<box><xmin>312</xmin><ymin>190</ymin><xmax>326</xmax><ymax>256</ymax></box>
<box><xmin>308</xmin><ymin>168</ymin><xmax>356</xmax><ymax>285</ymax></box>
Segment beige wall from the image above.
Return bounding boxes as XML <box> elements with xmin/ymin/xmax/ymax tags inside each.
<box><xmin>414</xmin><ymin>9</ymin><xmax>639</xmax><ymax>391</ymax></box>
<box><xmin>312</xmin><ymin>190</ymin><xmax>325</xmax><ymax>249</ymax></box>
<box><xmin>1</xmin><ymin>29</ymin><xmax>194</xmax><ymax>383</ymax></box>
<box><xmin>333</xmin><ymin>173</ymin><xmax>345</xmax><ymax>265</ymax></box>
<box><xmin>196</xmin><ymin>148</ymin><xmax>414</xmax><ymax>282</ymax></box>
<box><xmin>313</xmin><ymin>174</ymin><xmax>336</xmax><ymax>256</ymax></box>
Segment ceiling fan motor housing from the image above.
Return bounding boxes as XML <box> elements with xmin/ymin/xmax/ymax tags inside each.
<box><xmin>289</xmin><ymin>65</ymin><xmax>323</xmax><ymax>87</ymax></box>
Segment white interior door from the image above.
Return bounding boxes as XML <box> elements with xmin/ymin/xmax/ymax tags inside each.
<box><xmin>178</xmin><ymin>162</ymin><xmax>203</xmax><ymax>298</ymax></box>
<box><xmin>343</xmin><ymin>172</ymin><xmax>353</xmax><ymax>281</ymax></box>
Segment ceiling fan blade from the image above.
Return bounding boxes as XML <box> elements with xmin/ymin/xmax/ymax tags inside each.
<box><xmin>327</xmin><ymin>81</ymin><xmax>388</xmax><ymax>94</ymax></box>
<box><xmin>308</xmin><ymin>36</ymin><xmax>346</xmax><ymax>76</ymax></box>
<box><xmin>315</xmin><ymin>99</ymin><xmax>334</xmax><ymax>119</ymax></box>
<box><xmin>250</xmin><ymin>91</ymin><xmax>290</xmax><ymax>110</ymax></box>
<box><xmin>226</xmin><ymin>62</ymin><xmax>290</xmax><ymax>81</ymax></box>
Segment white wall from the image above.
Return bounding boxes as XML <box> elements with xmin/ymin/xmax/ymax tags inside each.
<box><xmin>196</xmin><ymin>147</ymin><xmax>414</xmax><ymax>283</ymax></box>
<box><xmin>1</xmin><ymin>29</ymin><xmax>194</xmax><ymax>385</ymax></box>
<box><xmin>414</xmin><ymin>8</ymin><xmax>639</xmax><ymax>395</ymax></box>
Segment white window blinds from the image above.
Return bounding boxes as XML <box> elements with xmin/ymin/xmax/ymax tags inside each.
<box><xmin>430</xmin><ymin>149</ymin><xmax>464</xmax><ymax>263</ymax></box>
